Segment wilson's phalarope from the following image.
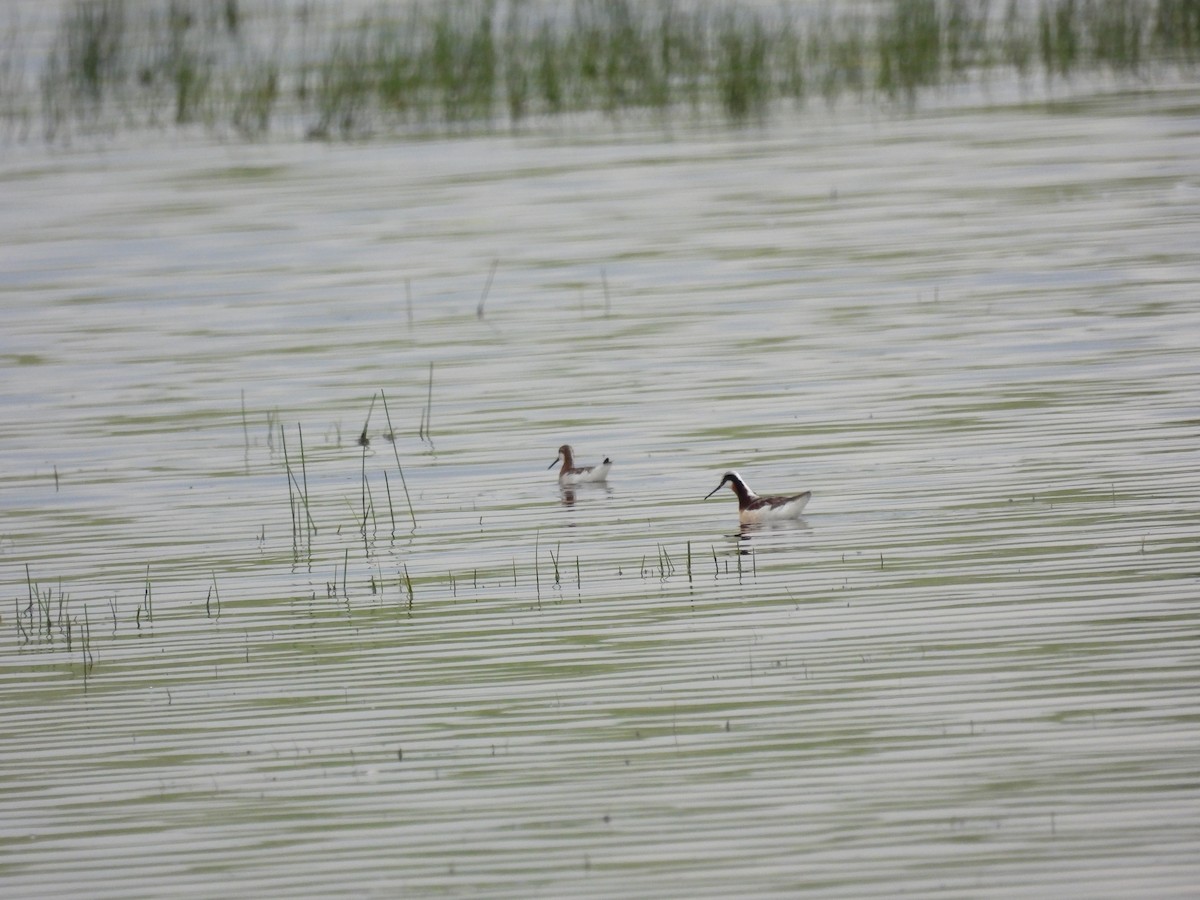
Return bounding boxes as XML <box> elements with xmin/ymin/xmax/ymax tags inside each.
<box><xmin>550</xmin><ymin>444</ymin><xmax>611</xmax><ymax>485</ymax></box>
<box><xmin>704</xmin><ymin>471</ymin><xmax>811</xmax><ymax>524</ymax></box>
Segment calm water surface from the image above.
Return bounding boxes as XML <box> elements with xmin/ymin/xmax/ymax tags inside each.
<box><xmin>2</xmin><ymin>83</ymin><xmax>1198</xmax><ymax>897</ymax></box>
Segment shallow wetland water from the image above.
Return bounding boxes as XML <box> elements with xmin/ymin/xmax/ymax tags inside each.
<box><xmin>2</xmin><ymin>78</ymin><xmax>1199</xmax><ymax>895</ymax></box>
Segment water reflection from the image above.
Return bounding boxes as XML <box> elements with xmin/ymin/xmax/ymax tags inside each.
<box><xmin>558</xmin><ymin>483</ymin><xmax>614</xmax><ymax>508</ymax></box>
<box><xmin>737</xmin><ymin>517</ymin><xmax>812</xmax><ymax>541</ymax></box>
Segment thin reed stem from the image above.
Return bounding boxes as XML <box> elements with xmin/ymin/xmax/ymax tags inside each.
<box><xmin>240</xmin><ymin>389</ymin><xmax>249</xmax><ymax>453</ymax></box>
<box><xmin>422</xmin><ymin>362</ymin><xmax>434</xmax><ymax>441</ymax></box>
<box><xmin>476</xmin><ymin>258</ymin><xmax>498</xmax><ymax>319</ymax></box>
<box><xmin>383</xmin><ymin>470</ymin><xmax>396</xmax><ymax>534</ymax></box>
<box><xmin>359</xmin><ymin>391</ymin><xmax>376</xmax><ymax>447</ymax></box>
<box><xmin>144</xmin><ymin>564</ymin><xmax>153</xmax><ymax>622</ymax></box>
<box><xmin>534</xmin><ymin>530</ymin><xmax>541</xmax><ymax>606</ymax></box>
<box><xmin>360</xmin><ymin>440</ymin><xmax>370</xmax><ymax>551</ymax></box>
<box><xmin>210</xmin><ymin>570</ymin><xmax>221</xmax><ymax>617</ymax></box>
<box><xmin>380</xmin><ymin>390</ymin><xmax>417</xmax><ymax>528</ymax></box>
<box><xmin>296</xmin><ymin>423</ymin><xmax>315</xmax><ymax>537</ymax></box>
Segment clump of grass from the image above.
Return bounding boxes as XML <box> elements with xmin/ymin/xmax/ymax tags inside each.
<box><xmin>1040</xmin><ymin>0</ymin><xmax>1083</xmax><ymax>76</ymax></box>
<box><xmin>1002</xmin><ymin>0</ymin><xmax>1038</xmax><ymax>76</ymax></box>
<box><xmin>714</xmin><ymin>9</ymin><xmax>771</xmax><ymax>123</ymax></box>
<box><xmin>39</xmin><ymin>0</ymin><xmax>125</xmax><ymax>138</ymax></box>
<box><xmin>372</xmin><ymin>13</ymin><xmax>423</xmax><ymax>124</ymax></box>
<box><xmin>155</xmin><ymin>2</ymin><xmax>214</xmax><ymax>124</ymax></box>
<box><xmin>1087</xmin><ymin>0</ymin><xmax>1147</xmax><ymax>71</ymax></box>
<box><xmin>877</xmin><ymin>0</ymin><xmax>945</xmax><ymax>101</ymax></box>
<box><xmin>17</xmin><ymin>566</ymin><xmax>95</xmax><ymax>681</ymax></box>
<box><xmin>230</xmin><ymin>61</ymin><xmax>277</xmax><ymax>137</ymax></box>
<box><xmin>808</xmin><ymin>8</ymin><xmax>870</xmax><ymax>106</ymax></box>
<box><xmin>1155</xmin><ymin>0</ymin><xmax>1200</xmax><ymax>61</ymax></box>
<box><xmin>59</xmin><ymin>0</ymin><xmax>126</xmax><ymax>105</ymax></box>
<box><xmin>311</xmin><ymin>24</ymin><xmax>374</xmax><ymax>139</ymax></box>
<box><xmin>431</xmin><ymin>1</ymin><xmax>496</xmax><ymax>124</ymax></box>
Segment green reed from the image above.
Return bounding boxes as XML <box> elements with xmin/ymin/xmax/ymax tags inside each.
<box><xmin>1156</xmin><ymin>0</ymin><xmax>1200</xmax><ymax>60</ymax></box>
<box><xmin>877</xmin><ymin>0</ymin><xmax>944</xmax><ymax>100</ymax></box>
<box><xmin>20</xmin><ymin>0</ymin><xmax>1195</xmax><ymax>137</ymax></box>
<box><xmin>714</xmin><ymin>8</ymin><xmax>771</xmax><ymax>122</ymax></box>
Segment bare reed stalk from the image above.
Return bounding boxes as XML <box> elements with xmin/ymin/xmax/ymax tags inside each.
<box><xmin>83</xmin><ymin>607</ymin><xmax>93</xmax><ymax>668</ymax></box>
<box><xmin>40</xmin><ymin>581</ymin><xmax>51</xmax><ymax>639</ymax></box>
<box><xmin>359</xmin><ymin>391</ymin><xmax>376</xmax><ymax>447</ymax></box>
<box><xmin>14</xmin><ymin>597</ymin><xmax>29</xmax><ymax>643</ymax></box>
<box><xmin>383</xmin><ymin>470</ymin><xmax>396</xmax><ymax>534</ymax></box>
<box><xmin>281</xmin><ymin>425</ymin><xmax>300</xmax><ymax>548</ymax></box>
<box><xmin>534</xmin><ymin>530</ymin><xmax>541</xmax><ymax>606</ymax></box>
<box><xmin>144</xmin><ymin>564</ymin><xmax>153</xmax><ymax>622</ymax></box>
<box><xmin>380</xmin><ymin>389</ymin><xmax>417</xmax><ymax>528</ymax></box>
<box><xmin>24</xmin><ymin>564</ymin><xmax>35</xmax><ymax>635</ymax></box>
<box><xmin>365</xmin><ymin>474</ymin><xmax>378</xmax><ymax>537</ymax></box>
<box><xmin>419</xmin><ymin>363</ymin><xmax>435</xmax><ymax>441</ymax></box>
<box><xmin>296</xmin><ymin>424</ymin><xmax>315</xmax><ymax>539</ymax></box>
<box><xmin>240</xmin><ymin>389</ymin><xmax>249</xmax><ymax>453</ymax></box>
<box><xmin>210</xmin><ymin>570</ymin><xmax>221</xmax><ymax>617</ymax></box>
<box><xmin>476</xmin><ymin>258</ymin><xmax>498</xmax><ymax>319</ymax></box>
<box><xmin>360</xmin><ymin>441</ymin><xmax>370</xmax><ymax>552</ymax></box>
<box><xmin>81</xmin><ymin>607</ymin><xmax>93</xmax><ymax>689</ymax></box>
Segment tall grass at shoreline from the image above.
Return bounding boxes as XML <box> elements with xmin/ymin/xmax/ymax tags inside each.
<box><xmin>8</xmin><ymin>0</ymin><xmax>1200</xmax><ymax>142</ymax></box>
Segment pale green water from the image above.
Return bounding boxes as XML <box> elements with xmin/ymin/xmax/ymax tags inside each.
<box><xmin>1</xmin><ymin>82</ymin><xmax>1198</xmax><ymax>896</ymax></box>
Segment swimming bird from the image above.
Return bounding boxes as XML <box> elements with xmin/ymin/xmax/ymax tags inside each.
<box><xmin>549</xmin><ymin>444</ymin><xmax>611</xmax><ymax>484</ymax></box>
<box><xmin>704</xmin><ymin>470</ymin><xmax>811</xmax><ymax>524</ymax></box>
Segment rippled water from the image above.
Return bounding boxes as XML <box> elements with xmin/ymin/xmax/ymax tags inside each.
<box><xmin>2</xmin><ymin>83</ymin><xmax>1199</xmax><ymax>897</ymax></box>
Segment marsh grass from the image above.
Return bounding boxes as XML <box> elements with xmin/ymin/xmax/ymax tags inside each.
<box><xmin>9</xmin><ymin>0</ymin><xmax>1196</xmax><ymax>143</ymax></box>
